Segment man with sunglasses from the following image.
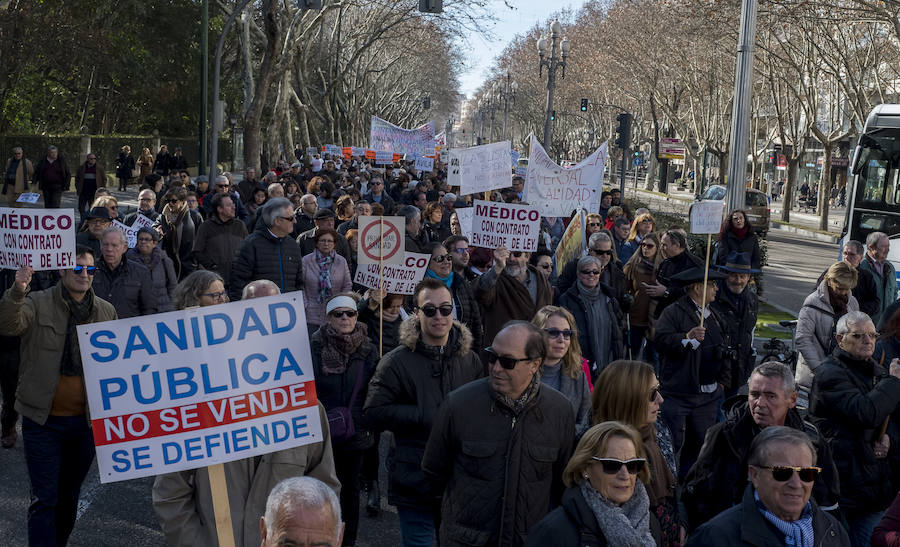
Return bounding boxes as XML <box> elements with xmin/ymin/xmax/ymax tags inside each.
<box><xmin>364</xmin><ymin>278</ymin><xmax>483</xmax><ymax>547</ymax></box>
<box><xmin>809</xmin><ymin>310</ymin><xmax>900</xmax><ymax>546</ymax></box>
<box><xmin>683</xmin><ymin>362</ymin><xmax>840</xmax><ymax>531</ymax></box>
<box><xmin>0</xmin><ymin>246</ymin><xmax>117</xmax><ymax>545</ymax></box>
<box><xmin>444</xmin><ymin>235</ymin><xmax>480</xmax><ymax>282</ymax></box>
<box><xmin>202</xmin><ymin>174</ymin><xmax>249</xmax><ymax>222</ymax></box>
<box><xmin>422</xmin><ymin>321</ymin><xmax>574</xmax><ymax>546</ymax></box>
<box><xmin>688</xmin><ymin>426</ymin><xmax>848</xmax><ymax>546</ymax></box>
<box><xmin>363</xmin><ymin>176</ymin><xmax>395</xmax><ymax>214</ymax></box>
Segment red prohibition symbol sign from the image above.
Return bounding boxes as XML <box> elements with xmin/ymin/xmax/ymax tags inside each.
<box><xmin>361</xmin><ymin>220</ymin><xmax>401</xmax><ymax>261</ymax></box>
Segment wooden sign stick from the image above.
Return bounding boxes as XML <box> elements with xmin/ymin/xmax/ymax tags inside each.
<box><xmin>700</xmin><ymin>233</ymin><xmax>712</xmax><ymax>329</ymax></box>
<box><xmin>379</xmin><ymin>220</ymin><xmax>384</xmax><ymax>358</ymax></box>
<box><xmin>208</xmin><ymin>462</ymin><xmax>236</xmax><ymax>547</ymax></box>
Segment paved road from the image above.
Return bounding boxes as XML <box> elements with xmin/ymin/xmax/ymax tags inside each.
<box><xmin>762</xmin><ymin>231</ymin><xmax>838</xmax><ymax>315</ymax></box>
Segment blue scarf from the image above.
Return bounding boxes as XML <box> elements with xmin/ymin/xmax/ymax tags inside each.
<box><xmin>425</xmin><ymin>269</ymin><xmax>454</xmax><ymax>288</ymax></box>
<box><xmin>754</xmin><ymin>491</ymin><xmax>814</xmax><ymax>547</ymax></box>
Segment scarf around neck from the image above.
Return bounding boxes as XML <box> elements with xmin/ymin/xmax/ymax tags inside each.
<box><xmin>320</xmin><ymin>322</ymin><xmax>368</xmax><ymax>374</ymax></box>
<box><xmin>755</xmin><ymin>490</ymin><xmax>814</xmax><ymax>547</ymax></box>
<box><xmin>495</xmin><ymin>371</ymin><xmax>541</xmax><ymax>414</ymax></box>
<box><xmin>60</xmin><ymin>287</ymin><xmax>95</xmax><ymax>377</ymax></box>
<box><xmin>425</xmin><ymin>268</ymin><xmax>454</xmax><ymax>288</ymax></box>
<box><xmin>579</xmin><ymin>480</ymin><xmax>655</xmax><ymax>547</ymax></box>
<box><xmin>315</xmin><ymin>249</ymin><xmax>335</xmax><ymax>303</ymax></box>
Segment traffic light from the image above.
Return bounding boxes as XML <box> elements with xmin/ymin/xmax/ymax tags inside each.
<box><xmin>418</xmin><ymin>0</ymin><xmax>443</xmax><ymax>13</ymax></box>
<box><xmin>615</xmin><ymin>112</ymin><xmax>632</xmax><ymax>149</ymax></box>
<box><xmin>580</xmin><ymin>98</ymin><xmax>588</xmax><ymax>112</ymax></box>
<box><xmin>423</xmin><ymin>96</ymin><xmax>431</xmax><ymax>109</ymax></box>
<box><xmin>550</xmin><ymin>110</ymin><xmax>556</xmax><ymax>121</ymax></box>
<box><xmin>297</xmin><ymin>0</ymin><xmax>322</xmax><ymax>8</ymax></box>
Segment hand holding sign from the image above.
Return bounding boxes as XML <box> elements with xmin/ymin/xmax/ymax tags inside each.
<box><xmin>14</xmin><ymin>266</ymin><xmax>33</xmax><ymax>292</ymax></box>
<box><xmin>493</xmin><ymin>246</ymin><xmax>509</xmax><ymax>274</ymax></box>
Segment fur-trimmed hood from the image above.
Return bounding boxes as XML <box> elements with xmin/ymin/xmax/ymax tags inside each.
<box><xmin>398</xmin><ymin>315</ymin><xmax>473</xmax><ymax>357</ymax></box>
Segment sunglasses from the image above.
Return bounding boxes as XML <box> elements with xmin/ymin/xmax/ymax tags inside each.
<box><xmin>641</xmin><ymin>242</ymin><xmax>656</xmax><ymax>249</ymax></box>
<box><xmin>202</xmin><ymin>291</ymin><xmax>227</xmax><ymax>300</ymax></box>
<box><xmin>418</xmin><ymin>304</ymin><xmax>453</xmax><ymax>317</ymax></box>
<box><xmin>216</xmin><ymin>184</ymin><xmax>228</xmax><ymax>188</ymax></box>
<box><xmin>166</xmin><ymin>199</ymin><xmax>180</xmax><ymax>204</ymax></box>
<box><xmin>543</xmin><ymin>328</ymin><xmax>573</xmax><ymax>340</ymax></box>
<box><xmin>453</xmin><ymin>248</ymin><xmax>471</xmax><ymax>254</ymax></box>
<box><xmin>649</xmin><ymin>385</ymin><xmax>660</xmax><ymax>402</ymax></box>
<box><xmin>279</xmin><ymin>216</ymin><xmax>296</xmax><ymax>222</ymax></box>
<box><xmin>432</xmin><ymin>254</ymin><xmax>452</xmax><ymax>263</ymax></box>
<box><xmin>587</xmin><ymin>222</ymin><xmax>601</xmax><ymax>228</ymax></box>
<box><xmin>591</xmin><ymin>457</ymin><xmax>646</xmax><ymax>475</ymax></box>
<box><xmin>579</xmin><ymin>269</ymin><xmax>601</xmax><ymax>276</ymax></box>
<box><xmin>483</xmin><ymin>347</ymin><xmax>532</xmax><ymax>370</ymax></box>
<box><xmin>329</xmin><ymin>310</ymin><xmax>358</xmax><ymax>319</ymax></box>
<box><xmin>512</xmin><ymin>251</ymin><xmax>524</xmax><ymax>257</ymax></box>
<box><xmin>756</xmin><ymin>465</ymin><xmax>822</xmax><ymax>482</ymax></box>
<box><xmin>72</xmin><ymin>265</ymin><xmax>97</xmax><ymax>275</ymax></box>
<box><xmin>591</xmin><ymin>249</ymin><xmax>613</xmax><ymax>256</ymax></box>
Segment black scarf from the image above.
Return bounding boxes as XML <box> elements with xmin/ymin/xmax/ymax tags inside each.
<box><xmin>60</xmin><ymin>287</ymin><xmax>95</xmax><ymax>377</ymax></box>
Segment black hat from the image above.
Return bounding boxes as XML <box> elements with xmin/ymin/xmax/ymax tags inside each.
<box><xmin>717</xmin><ymin>251</ymin><xmax>760</xmax><ymax>274</ymax></box>
<box><xmin>85</xmin><ymin>207</ymin><xmax>111</xmax><ymax>221</ymax></box>
<box><xmin>314</xmin><ymin>208</ymin><xmax>335</xmax><ymax>220</ymax></box>
<box><xmin>669</xmin><ymin>266</ymin><xmax>728</xmax><ymax>287</ymax></box>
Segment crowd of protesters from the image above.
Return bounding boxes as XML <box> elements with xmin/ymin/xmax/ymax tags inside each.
<box><xmin>7</xmin><ymin>142</ymin><xmax>900</xmax><ymax>547</ymax></box>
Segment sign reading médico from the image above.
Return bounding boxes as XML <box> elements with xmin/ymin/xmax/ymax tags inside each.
<box><xmin>0</xmin><ymin>207</ymin><xmax>75</xmax><ymax>270</ymax></box>
<box><xmin>77</xmin><ymin>292</ymin><xmax>321</xmax><ymax>483</ymax></box>
<box><xmin>470</xmin><ymin>200</ymin><xmax>540</xmax><ymax>252</ymax></box>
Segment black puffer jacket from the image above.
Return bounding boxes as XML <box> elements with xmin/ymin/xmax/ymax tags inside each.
<box><xmin>310</xmin><ymin>327</ymin><xmax>379</xmax><ymax>451</ymax></box>
<box><xmin>92</xmin><ymin>257</ymin><xmax>156</xmax><ymax>318</ymax></box>
<box><xmin>227</xmin><ymin>225</ymin><xmax>304</xmax><ymax>301</ymax></box>
<box><xmin>682</xmin><ymin>397</ymin><xmax>841</xmax><ymax>530</ymax></box>
<box><xmin>363</xmin><ymin>318</ymin><xmax>483</xmax><ymax>510</ymax></box>
<box><xmin>524</xmin><ymin>486</ymin><xmax>608</xmax><ymax>547</ymax></box>
<box><xmin>422</xmin><ymin>378</ymin><xmax>574</xmax><ymax>547</ymax></box>
<box><xmin>653</xmin><ymin>251</ymin><xmax>704</xmax><ymax>319</ymax></box>
<box><xmin>809</xmin><ymin>348</ymin><xmax>900</xmax><ymax>514</ymax></box>
<box><xmin>192</xmin><ymin>214</ymin><xmax>248</xmax><ymax>287</ymax></box>
<box><xmin>715</xmin><ymin>230</ymin><xmax>761</xmax><ymax>271</ymax></box>
<box><xmin>653</xmin><ymin>294</ymin><xmax>731</xmax><ymax>394</ymax></box>
<box><xmin>557</xmin><ymin>282</ymin><xmax>625</xmax><ymax>380</ymax></box>
<box><xmin>710</xmin><ymin>281</ymin><xmax>759</xmax><ymax>390</ymax></box>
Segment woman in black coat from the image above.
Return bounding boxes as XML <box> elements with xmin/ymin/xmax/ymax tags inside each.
<box><xmin>715</xmin><ymin>209</ymin><xmax>761</xmax><ymax>271</ymax></box>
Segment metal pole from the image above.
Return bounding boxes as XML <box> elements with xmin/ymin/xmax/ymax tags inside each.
<box><xmin>619</xmin><ymin>147</ymin><xmax>627</xmax><ymax>195</ymax></box>
<box><xmin>502</xmin><ymin>97</ymin><xmax>509</xmax><ymax>142</ymax></box>
<box><xmin>542</xmin><ymin>41</ymin><xmax>557</xmax><ymax>149</ymax></box>
<box><xmin>199</xmin><ymin>0</ymin><xmax>208</xmax><ymax>174</ymax></box>
<box><xmin>489</xmin><ymin>105</ymin><xmax>495</xmax><ymax>143</ymax></box>
<box><xmin>725</xmin><ymin>0</ymin><xmax>758</xmax><ymax>213</ymax></box>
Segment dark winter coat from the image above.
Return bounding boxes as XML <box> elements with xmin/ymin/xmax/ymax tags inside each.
<box><xmin>682</xmin><ymin>398</ymin><xmax>841</xmax><ymax>530</ymax></box>
<box><xmin>422</xmin><ymin>378</ymin><xmax>575</xmax><ymax>547</ymax></box>
<box><xmin>33</xmin><ymin>155</ymin><xmax>71</xmax><ymax>191</ymax></box>
<box><xmin>310</xmin><ymin>327</ymin><xmax>380</xmax><ymax>451</ymax></box>
<box><xmin>524</xmin><ymin>486</ymin><xmax>610</xmax><ymax>547</ymax></box>
<box><xmin>873</xmin><ymin>490</ymin><xmax>900</xmax><ymax>547</ymax></box>
<box><xmin>228</xmin><ymin>225</ymin><xmax>304</xmax><ymax>301</ymax></box>
<box><xmin>363</xmin><ymin>191</ymin><xmax>396</xmax><ymax>215</ymax></box>
<box><xmin>91</xmin><ymin>257</ymin><xmax>156</xmax><ymax>319</ymax></box>
<box><xmin>192</xmin><ymin>214</ymin><xmax>248</xmax><ymax>287</ymax></box>
<box><xmin>710</xmin><ymin>282</ymin><xmax>759</xmax><ymax>390</ymax></box>
<box><xmin>115</xmin><ymin>153</ymin><xmax>135</xmax><ymax>179</ymax></box>
<box><xmin>153</xmin><ymin>208</ymin><xmax>197</xmax><ymax>280</ymax></box>
<box><xmin>126</xmin><ymin>247</ymin><xmax>176</xmax><ymax>312</ymax></box>
<box><xmin>557</xmin><ymin>283</ymin><xmax>625</xmax><ymax>379</ymax></box>
<box><xmin>715</xmin><ymin>230</ymin><xmax>762</xmax><ymax>271</ymax></box>
<box><xmin>448</xmin><ymin>273</ymin><xmax>484</xmax><ymax>350</ymax></box>
<box><xmin>653</xmin><ymin>250</ymin><xmax>704</xmax><ymax>319</ymax></box>
<box><xmin>653</xmin><ymin>294</ymin><xmax>732</xmax><ymax>394</ymax></box>
<box><xmin>363</xmin><ymin>318</ymin><xmax>483</xmax><ymax>510</ymax></box>
<box><xmin>809</xmin><ymin>348</ymin><xmax>900</xmax><ymax>514</ymax></box>
<box><xmin>473</xmin><ymin>266</ymin><xmax>553</xmax><ymax>346</ymax></box>
<box><xmin>358</xmin><ymin>299</ymin><xmax>403</xmax><ymax>356</ymax></box>
<box><xmin>686</xmin><ymin>485</ymin><xmax>849</xmax><ymax>547</ymax></box>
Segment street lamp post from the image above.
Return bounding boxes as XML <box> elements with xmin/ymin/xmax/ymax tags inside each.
<box><xmin>537</xmin><ymin>20</ymin><xmax>570</xmax><ymax>150</ymax></box>
<box><xmin>487</xmin><ymin>84</ymin><xmax>497</xmax><ymax>143</ymax></box>
<box><xmin>477</xmin><ymin>101</ymin><xmax>486</xmax><ymax>145</ymax></box>
<box><xmin>499</xmin><ymin>72</ymin><xmax>518</xmax><ymax>142</ymax></box>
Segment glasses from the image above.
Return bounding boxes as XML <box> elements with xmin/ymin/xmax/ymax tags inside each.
<box><xmin>202</xmin><ymin>291</ymin><xmax>227</xmax><ymax>301</ymax></box>
<box><xmin>756</xmin><ymin>465</ymin><xmax>822</xmax><ymax>483</ymax></box>
<box><xmin>512</xmin><ymin>251</ymin><xmax>524</xmax><ymax>257</ymax></box>
<box><xmin>139</xmin><ymin>197</ymin><xmax>154</xmax><ymax>202</ymax></box>
<box><xmin>641</xmin><ymin>243</ymin><xmax>656</xmax><ymax>249</ymax></box>
<box><xmin>137</xmin><ymin>237</ymin><xmax>155</xmax><ymax>243</ymax></box>
<box><xmin>483</xmin><ymin>347</ymin><xmax>532</xmax><ymax>370</ymax></box>
<box><xmin>72</xmin><ymin>265</ymin><xmax>97</xmax><ymax>275</ymax></box>
<box><xmin>418</xmin><ymin>304</ymin><xmax>453</xmax><ymax>317</ymax></box>
<box><xmin>591</xmin><ymin>249</ymin><xmax>613</xmax><ymax>256</ymax></box>
<box><xmin>318</xmin><ymin>239</ymin><xmax>335</xmax><ymax>244</ymax></box>
<box><xmin>432</xmin><ymin>254</ymin><xmax>452</xmax><ymax>263</ymax></box>
<box><xmin>329</xmin><ymin>310</ymin><xmax>358</xmax><ymax>319</ymax></box>
<box><xmin>847</xmin><ymin>332</ymin><xmax>878</xmax><ymax>340</ymax></box>
<box><xmin>649</xmin><ymin>385</ymin><xmax>660</xmax><ymax>402</ymax></box>
<box><xmin>587</xmin><ymin>222</ymin><xmax>601</xmax><ymax>228</ymax></box>
<box><xmin>543</xmin><ymin>328</ymin><xmax>573</xmax><ymax>340</ymax></box>
<box><xmin>591</xmin><ymin>457</ymin><xmax>646</xmax><ymax>475</ymax></box>
<box><xmin>579</xmin><ymin>269</ymin><xmax>601</xmax><ymax>276</ymax></box>
<box><xmin>279</xmin><ymin>216</ymin><xmax>296</xmax><ymax>222</ymax></box>
<box><xmin>87</xmin><ymin>157</ymin><xmax>96</xmax><ymax>161</ymax></box>
<box><xmin>453</xmin><ymin>247</ymin><xmax>471</xmax><ymax>254</ymax></box>
<box><xmin>216</xmin><ymin>184</ymin><xmax>228</xmax><ymax>189</ymax></box>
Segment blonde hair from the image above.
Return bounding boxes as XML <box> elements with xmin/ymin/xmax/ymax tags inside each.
<box><xmin>532</xmin><ymin>306</ymin><xmax>584</xmax><ymax>379</ymax></box>
<box><xmin>825</xmin><ymin>260</ymin><xmax>858</xmax><ymax>289</ymax></box>
<box><xmin>623</xmin><ymin>232</ymin><xmax>663</xmax><ymax>273</ymax></box>
<box><xmin>591</xmin><ymin>360</ymin><xmax>657</xmax><ymax>429</ymax></box>
<box><xmin>563</xmin><ymin>421</ymin><xmax>649</xmax><ymax>487</ymax></box>
<box><xmin>626</xmin><ymin>213</ymin><xmax>656</xmax><ymax>243</ymax></box>
<box><xmin>606</xmin><ymin>206</ymin><xmax>624</xmax><ymax>222</ymax></box>
<box><xmin>91</xmin><ymin>195</ymin><xmax>118</xmax><ymax>210</ymax></box>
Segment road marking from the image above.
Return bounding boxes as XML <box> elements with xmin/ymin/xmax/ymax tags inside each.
<box><xmin>766</xmin><ymin>262</ymin><xmax>806</xmax><ymax>276</ymax></box>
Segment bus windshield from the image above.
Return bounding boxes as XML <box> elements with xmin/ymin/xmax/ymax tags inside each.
<box><xmin>848</xmin><ymin>129</ymin><xmax>900</xmax><ymax>240</ymax></box>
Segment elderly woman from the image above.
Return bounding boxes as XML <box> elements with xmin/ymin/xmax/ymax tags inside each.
<box><xmin>593</xmin><ymin>360</ymin><xmax>683</xmax><ymax>546</ymax></box>
<box><xmin>623</xmin><ymin>233</ymin><xmax>664</xmax><ymax>361</ymax></box>
<box><xmin>532</xmin><ymin>306</ymin><xmax>592</xmax><ymax>436</ymax></box>
<box><xmin>795</xmin><ymin>260</ymin><xmax>859</xmax><ymax>407</ymax></box>
<box><xmin>310</xmin><ymin>293</ymin><xmax>379</xmax><ymax>547</ymax></box>
<box><xmin>127</xmin><ymin>227</ymin><xmax>177</xmax><ymax>312</ymax></box>
<box><xmin>302</xmin><ymin>228</ymin><xmax>352</xmax><ymax>336</ymax></box>
<box><xmin>154</xmin><ymin>187</ymin><xmax>196</xmax><ymax>280</ymax></box>
<box><xmin>525</xmin><ymin>421</ymin><xmax>655</xmax><ymax>547</ymax></box>
<box><xmin>91</xmin><ymin>194</ymin><xmax>119</xmax><ymax>222</ymax></box>
<box><xmin>171</xmin><ymin>270</ymin><xmax>227</xmax><ymax>310</ymax></box>
<box><xmin>558</xmin><ymin>255</ymin><xmax>625</xmax><ymax>381</ymax></box>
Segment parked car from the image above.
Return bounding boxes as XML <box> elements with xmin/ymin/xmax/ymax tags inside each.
<box><xmin>691</xmin><ymin>184</ymin><xmax>770</xmax><ymax>235</ymax></box>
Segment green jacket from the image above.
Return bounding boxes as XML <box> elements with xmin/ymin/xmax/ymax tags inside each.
<box><xmin>859</xmin><ymin>255</ymin><xmax>897</xmax><ymax>326</ymax></box>
<box><xmin>0</xmin><ymin>283</ymin><xmax>116</xmax><ymax>425</ymax></box>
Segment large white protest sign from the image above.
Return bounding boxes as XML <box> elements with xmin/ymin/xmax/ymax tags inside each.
<box><xmin>447</xmin><ymin>150</ymin><xmax>461</xmax><ymax>187</ymax></box>
<box><xmin>690</xmin><ymin>200</ymin><xmax>725</xmax><ymax>234</ymax></box>
<box><xmin>524</xmin><ymin>134</ymin><xmax>607</xmax><ymax>217</ymax></box>
<box><xmin>459</xmin><ymin>141</ymin><xmax>513</xmax><ymax>196</ymax></box>
<box><xmin>354</xmin><ymin>252</ymin><xmax>430</xmax><ymax>295</ymax></box>
<box><xmin>369</xmin><ymin>116</ymin><xmax>436</xmax><ymax>157</ymax></box>
<box><xmin>470</xmin><ymin>200</ymin><xmax>540</xmax><ymax>252</ymax></box>
<box><xmin>112</xmin><ymin>220</ymin><xmax>139</xmax><ymax>248</ymax></box>
<box><xmin>0</xmin><ymin>207</ymin><xmax>75</xmax><ymax>271</ymax></box>
<box><xmin>78</xmin><ymin>292</ymin><xmax>322</xmax><ymax>483</ymax></box>
<box><xmin>414</xmin><ymin>156</ymin><xmax>434</xmax><ymax>172</ymax></box>
<box><xmin>358</xmin><ymin>216</ymin><xmax>405</xmax><ymax>266</ymax></box>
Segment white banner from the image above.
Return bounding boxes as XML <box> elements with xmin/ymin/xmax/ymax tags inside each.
<box><xmin>112</xmin><ymin>220</ymin><xmax>139</xmax><ymax>248</ymax></box>
<box><xmin>470</xmin><ymin>200</ymin><xmax>540</xmax><ymax>252</ymax></box>
<box><xmin>369</xmin><ymin>116</ymin><xmax>436</xmax><ymax>157</ymax></box>
<box><xmin>353</xmin><ymin>252</ymin><xmax>431</xmax><ymax>295</ymax></box>
<box><xmin>524</xmin><ymin>134</ymin><xmax>607</xmax><ymax>217</ymax></box>
<box><xmin>690</xmin><ymin>200</ymin><xmax>725</xmax><ymax>234</ymax></box>
<box><xmin>414</xmin><ymin>156</ymin><xmax>434</xmax><ymax>172</ymax></box>
<box><xmin>78</xmin><ymin>292</ymin><xmax>322</xmax><ymax>483</ymax></box>
<box><xmin>324</xmin><ymin>144</ymin><xmax>342</xmax><ymax>157</ymax></box>
<box><xmin>0</xmin><ymin>208</ymin><xmax>76</xmax><ymax>271</ymax></box>
<box><xmin>375</xmin><ymin>150</ymin><xmax>394</xmax><ymax>165</ymax></box>
<box><xmin>459</xmin><ymin>141</ymin><xmax>513</xmax><ymax>196</ymax></box>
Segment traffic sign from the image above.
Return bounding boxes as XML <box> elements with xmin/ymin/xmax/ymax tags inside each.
<box><xmin>358</xmin><ymin>216</ymin><xmax>405</xmax><ymax>265</ymax></box>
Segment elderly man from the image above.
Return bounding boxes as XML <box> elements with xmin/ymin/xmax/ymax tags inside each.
<box><xmin>474</xmin><ymin>245</ymin><xmax>553</xmax><ymax>346</ymax></box>
<box><xmin>296</xmin><ymin>208</ymin><xmax>351</xmax><ymax>260</ymax></box>
<box><xmin>293</xmin><ymin>192</ymin><xmax>319</xmax><ymax>236</ymax></box>
<box><xmin>236</xmin><ymin>166</ymin><xmax>260</xmax><ymax>204</ymax></box>
<box><xmin>337</xmin><ymin>200</ymin><xmax>371</xmax><ymax>236</ymax></box>
<box><xmin>809</xmin><ymin>310</ymin><xmax>900</xmax><ymax>546</ymax></box>
<box><xmin>260</xmin><ymin>477</ymin><xmax>344</xmax><ymax>547</ymax></box>
<box><xmin>267</xmin><ymin>181</ymin><xmax>284</xmax><ymax>199</ymax></box>
<box><xmin>363</xmin><ymin>176</ymin><xmax>395</xmax><ymax>214</ymax></box>
<box><xmin>684</xmin><ymin>362</ymin><xmax>840</xmax><ymax>530</ymax></box>
<box><xmin>123</xmin><ymin>188</ymin><xmax>161</xmax><ymax>226</ymax></box>
<box><xmin>203</xmin><ymin>174</ymin><xmax>249</xmax><ymax>222</ymax></box>
<box><xmin>423</xmin><ymin>321</ymin><xmax>574</xmax><ymax>546</ymax></box>
<box><xmin>192</xmin><ymin>192</ymin><xmax>248</xmax><ymax>289</ymax></box>
<box><xmin>818</xmin><ymin>240</ymin><xmax>879</xmax><ymax>318</ymax></box>
<box><xmin>33</xmin><ymin>145</ymin><xmax>71</xmax><ymax>208</ymax></box>
<box><xmin>687</xmin><ymin>427</ymin><xmax>849</xmax><ymax>546</ymax></box>
<box><xmin>711</xmin><ymin>251</ymin><xmax>760</xmax><ymax>391</ymax></box>
<box><xmin>92</xmin><ymin>228</ymin><xmax>156</xmax><ymax>318</ymax></box>
<box><xmin>0</xmin><ymin>248</ymin><xmax>117</xmax><ymax>546</ymax></box>
<box><xmin>364</xmin><ymin>278</ymin><xmax>483</xmax><ymax>546</ymax></box>
<box><xmin>4</xmin><ymin>146</ymin><xmax>35</xmax><ymax>207</ymax></box>
<box><xmin>395</xmin><ymin>204</ymin><xmax>425</xmax><ymax>252</ymax></box>
<box><xmin>228</xmin><ymin>198</ymin><xmax>303</xmax><ymax>301</ymax></box>
<box><xmin>859</xmin><ymin>231</ymin><xmax>897</xmax><ymax>326</ymax></box>
<box><xmin>74</xmin><ymin>153</ymin><xmax>106</xmax><ymax>218</ymax></box>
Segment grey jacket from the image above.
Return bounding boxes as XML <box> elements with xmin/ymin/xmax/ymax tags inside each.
<box><xmin>794</xmin><ymin>281</ymin><xmax>859</xmax><ymax>398</ymax></box>
<box><xmin>541</xmin><ymin>365</ymin><xmax>592</xmax><ymax>438</ymax></box>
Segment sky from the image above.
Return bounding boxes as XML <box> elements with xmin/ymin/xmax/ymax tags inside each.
<box><xmin>457</xmin><ymin>0</ymin><xmax>587</xmax><ymax>98</ymax></box>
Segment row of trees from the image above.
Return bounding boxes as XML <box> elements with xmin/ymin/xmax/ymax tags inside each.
<box><xmin>467</xmin><ymin>0</ymin><xmax>900</xmax><ymax>227</ymax></box>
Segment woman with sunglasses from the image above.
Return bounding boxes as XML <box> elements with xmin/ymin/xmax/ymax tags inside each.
<box><xmin>525</xmin><ymin>421</ymin><xmax>655</xmax><ymax>547</ymax></box>
<box><xmin>592</xmin><ymin>360</ymin><xmax>683</xmax><ymax>546</ymax></box>
<box><xmin>624</xmin><ymin>233</ymin><xmax>664</xmax><ymax>361</ymax></box>
<box><xmin>153</xmin><ymin>186</ymin><xmax>197</xmax><ymax>280</ymax></box>
<box><xmin>532</xmin><ymin>306</ymin><xmax>592</xmax><ymax>437</ymax></box>
<box><xmin>626</xmin><ymin>212</ymin><xmax>657</xmax><ymax>246</ymax></box>
<box><xmin>302</xmin><ymin>228</ymin><xmax>352</xmax><ymax>337</ymax></box>
<box><xmin>423</xmin><ymin>242</ymin><xmax>483</xmax><ymax>349</ymax></box>
<box><xmin>311</xmin><ymin>293</ymin><xmax>379</xmax><ymax>547</ymax></box>
<box><xmin>558</xmin><ymin>255</ymin><xmax>625</xmax><ymax>382</ymax></box>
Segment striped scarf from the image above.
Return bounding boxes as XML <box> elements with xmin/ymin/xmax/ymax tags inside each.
<box><xmin>755</xmin><ymin>490</ymin><xmax>814</xmax><ymax>547</ymax></box>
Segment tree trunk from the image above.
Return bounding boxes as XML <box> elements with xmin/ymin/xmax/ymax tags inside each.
<box><xmin>781</xmin><ymin>157</ymin><xmax>800</xmax><ymax>223</ymax></box>
<box><xmin>243</xmin><ymin>0</ymin><xmax>282</xmax><ymax>174</ymax></box>
<box><xmin>818</xmin><ymin>141</ymin><xmax>832</xmax><ymax>231</ymax></box>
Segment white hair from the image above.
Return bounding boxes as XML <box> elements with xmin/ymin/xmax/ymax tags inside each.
<box><xmin>215</xmin><ymin>174</ymin><xmax>229</xmax><ymax>185</ymax></box>
<box><xmin>241</xmin><ymin>279</ymin><xmax>280</xmax><ymax>300</ymax></box>
<box><xmin>101</xmin><ymin>226</ymin><xmax>128</xmax><ymax>246</ymax></box>
<box><xmin>836</xmin><ymin>310</ymin><xmax>872</xmax><ymax>335</ymax></box>
<box><xmin>264</xmin><ymin>476</ymin><xmax>341</xmax><ymax>539</ymax></box>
